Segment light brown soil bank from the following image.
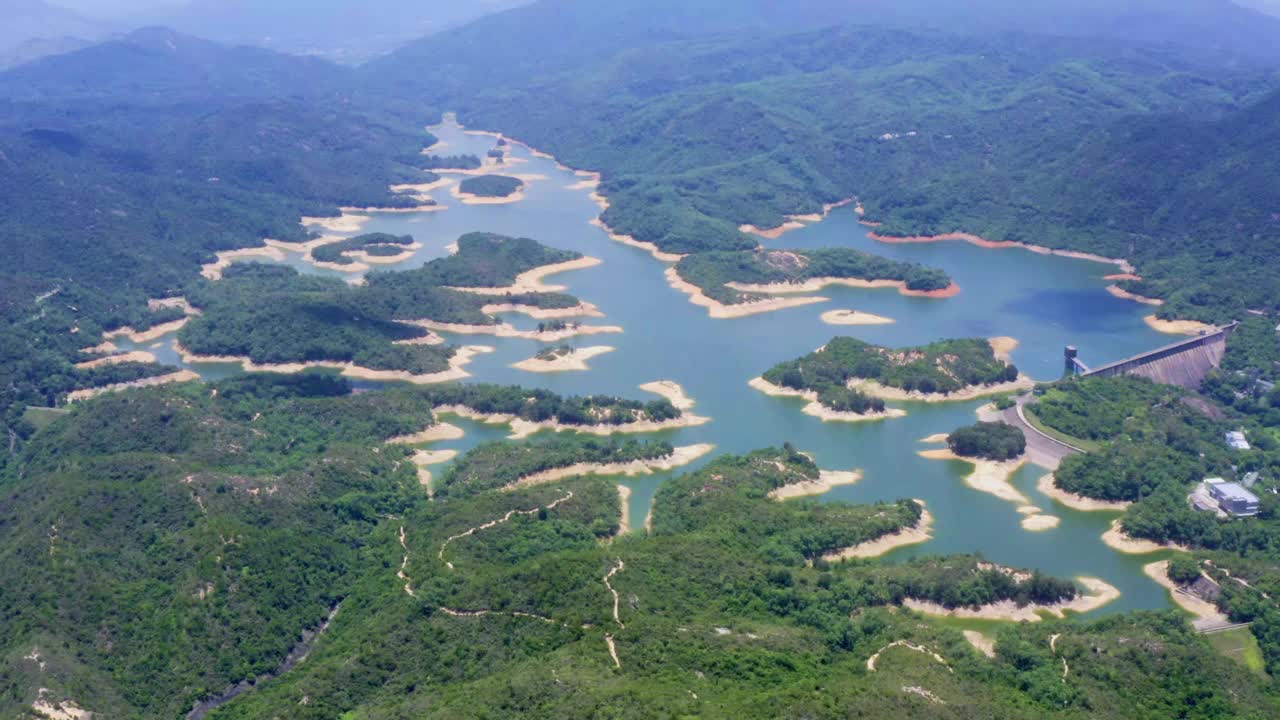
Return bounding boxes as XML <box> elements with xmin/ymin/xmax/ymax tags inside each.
<box><xmin>749</xmin><ymin>377</ymin><xmax>908</xmax><ymax>423</ymax></box>
<box><xmin>1102</xmin><ymin>518</ymin><xmax>1191</xmax><ymax>554</ymax></box>
<box><xmin>903</xmin><ymin>577</ymin><xmax>1120</xmax><ymax>621</ymax></box>
<box><xmin>964</xmin><ymin>630</ymin><xmax>997</xmax><ymax>658</ymax></box>
<box><xmin>1143</xmin><ymin>560</ymin><xmax>1230</xmax><ymax>630</ymax></box>
<box><xmin>769</xmin><ymin>470</ymin><xmax>863</xmax><ymax>500</ymax></box>
<box><xmin>502</xmin><ymin>444</ymin><xmax>717</xmax><ymax>491</ymax></box>
<box><xmin>408</xmin><ymin>319</ymin><xmax>623</xmax><ymax>343</ymax></box>
<box><xmin>67</xmin><ymin>370</ymin><xmax>201</xmax><ymax>402</ymax></box>
<box><xmin>1107</xmin><ymin>285</ymin><xmax>1163</xmax><ymax>306</ymax></box>
<box><xmin>917</xmin><ymin>446</ymin><xmax>1030</xmax><ymax>505</ymax></box>
<box><xmin>868</xmin><ymin>230</ymin><xmax>1137</xmax><ymax>274</ymax></box>
<box><xmin>103</xmin><ymin>317</ymin><xmax>191</xmax><ymax>344</ymax></box>
<box><xmin>638</xmin><ymin>380</ymin><xmax>697</xmax><ymax>411</ymax></box>
<box><xmin>850</xmin><ymin>375</ymin><xmax>1035</xmax><ymax>404</ymax></box>
<box><xmin>300</xmin><ymin>214</ymin><xmax>371</xmax><ymax>234</ymax></box>
<box><xmin>1144</xmin><ymin>315</ymin><xmax>1216</xmax><ymax>336</ymax></box>
<box><xmin>1021</xmin><ymin>514</ymin><xmax>1061</xmax><ymax>531</ymax></box>
<box><xmin>988</xmin><ymin>336</ymin><xmax>1019</xmax><ymax>364</ymax></box>
<box><xmin>444</xmin><ymin>256</ymin><xmax>603</xmax><ymax>295</ymax></box>
<box><xmin>175</xmin><ymin>342</ymin><xmax>495</xmax><ymax>385</ymax></box>
<box><xmin>821</xmin><ymin>309</ymin><xmax>896</xmax><ymax>326</ymax></box>
<box><xmin>429</xmin><ymin>404</ymin><xmax>713</xmax><ymax>441</ymax></box>
<box><xmin>481</xmin><ymin>301</ymin><xmax>604</xmax><ymax>319</ymax></box>
<box><xmin>589</xmin><ymin>218</ymin><xmax>685</xmax><ymax>263</ymax></box>
<box><xmin>738</xmin><ymin>197</ymin><xmax>859</xmax><ymax>240</ymax></box>
<box><xmin>389</xmin><ymin>177</ymin><xmax>454</xmax><ymax>195</ymax></box>
<box><xmin>201</xmin><ymin>246</ymin><xmax>288</xmax><ymax>281</ymax></box>
<box><xmin>617</xmin><ymin>485</ymin><xmax>633</xmax><ymax>536</ymax></box>
<box><xmin>387</xmin><ymin>422</ymin><xmax>465</xmax><ymax>445</ymax></box>
<box><xmin>668</xmin><ymin>269</ymin><xmax>829</xmax><ymax>319</ymax></box>
<box><xmin>823</xmin><ymin>502</ymin><xmax>934</xmax><ymax>560</ymax></box>
<box><xmin>724</xmin><ymin>277</ymin><xmax>962</xmax><ymax>300</ymax></box>
<box><xmin>511</xmin><ymin>346</ymin><xmax>615</xmax><ymax>373</ymax></box>
<box><xmin>74</xmin><ymin>350</ymin><xmax>158</xmax><ymax>370</ymax></box>
<box><xmin>1036</xmin><ymin>474</ymin><xmax>1131</xmax><ymax>512</ymax></box>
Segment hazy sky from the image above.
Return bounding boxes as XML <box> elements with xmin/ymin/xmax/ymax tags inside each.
<box><xmin>51</xmin><ymin>0</ymin><xmax>184</xmax><ymax>19</ymax></box>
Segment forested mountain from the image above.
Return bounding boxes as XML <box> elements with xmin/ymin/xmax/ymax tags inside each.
<box><xmin>367</xmin><ymin>1</ymin><xmax>1280</xmax><ymax>322</ymax></box>
<box><xmin>0</xmin><ymin>1</ymin><xmax>105</xmax><ymax>63</ymax></box>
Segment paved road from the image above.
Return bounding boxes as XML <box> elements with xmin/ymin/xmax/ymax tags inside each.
<box><xmin>1000</xmin><ymin>397</ymin><xmax>1083</xmax><ymax>471</ymax></box>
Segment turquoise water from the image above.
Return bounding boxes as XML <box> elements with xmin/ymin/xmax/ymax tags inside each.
<box><xmin>122</xmin><ymin>121</ymin><xmax>1181</xmax><ymax>616</ymax></box>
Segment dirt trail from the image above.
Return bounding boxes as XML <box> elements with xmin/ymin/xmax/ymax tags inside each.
<box><xmin>438</xmin><ymin>491</ymin><xmax>574</xmax><ymax>570</ymax></box>
<box><xmin>604</xmin><ymin>559</ymin><xmax>626</xmax><ymax>628</ymax></box>
<box><xmin>398</xmin><ymin>526</ymin><xmax>416</xmax><ymax>597</ymax></box>
<box><xmin>866</xmin><ymin>640</ymin><xmax>953</xmax><ymax>673</ymax></box>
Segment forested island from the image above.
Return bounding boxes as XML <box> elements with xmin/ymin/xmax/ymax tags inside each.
<box><xmin>673</xmin><ymin>248</ymin><xmax>953</xmax><ymax>308</ymax></box>
<box><xmin>310</xmin><ymin>232</ymin><xmax>418</xmax><ymax>267</ymax></box>
<box><xmin>458</xmin><ymin>174</ymin><xmax>524</xmax><ymax>198</ymax></box>
<box><xmin>947</xmin><ymin>421</ymin><xmax>1027</xmax><ymax>461</ymax></box>
<box><xmin>757</xmin><ymin>337</ymin><xmax>1024</xmax><ymax>418</ymax></box>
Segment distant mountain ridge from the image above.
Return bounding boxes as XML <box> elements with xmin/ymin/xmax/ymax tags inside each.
<box><xmin>0</xmin><ymin>0</ymin><xmax>106</xmax><ymax>67</ymax></box>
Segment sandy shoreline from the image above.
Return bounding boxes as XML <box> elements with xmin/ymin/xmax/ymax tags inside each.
<box><xmin>201</xmin><ymin>246</ymin><xmax>288</xmax><ymax>281</ymax></box>
<box><xmin>1143</xmin><ymin>560</ymin><xmax>1230</xmax><ymax>630</ymax></box>
<box><xmin>67</xmin><ymin>370</ymin><xmax>201</xmax><ymax>402</ymax></box>
<box><xmin>1144</xmin><ymin>315</ymin><xmax>1216</xmax><ymax>336</ymax></box>
<box><xmin>1036</xmin><ymin>474</ymin><xmax>1131</xmax><ymax>512</ymax></box>
<box><xmin>617</xmin><ymin>485</ymin><xmax>632</xmax><ymax>536</ymax></box>
<box><xmin>668</xmin><ymin>268</ymin><xmax>829</xmax><ymax>319</ymax></box>
<box><xmin>387</xmin><ymin>421</ymin><xmax>465</xmax><ymax>445</ymax></box>
<box><xmin>850</xmin><ymin>375</ymin><xmax>1035</xmax><ymax>404</ymax></box>
<box><xmin>724</xmin><ymin>277</ymin><xmax>961</xmax><ymax>300</ymax></box>
<box><xmin>903</xmin><ymin>577</ymin><xmax>1121</xmax><ymax>621</ymax></box>
<box><xmin>481</xmin><ymin>301</ymin><xmax>604</xmax><ymax>319</ymax></box>
<box><xmin>175</xmin><ymin>342</ymin><xmax>495</xmax><ymax>385</ymax></box>
<box><xmin>1107</xmin><ymin>285</ymin><xmax>1163</xmax><ymax>306</ymax></box>
<box><xmin>502</xmin><ymin>443</ymin><xmax>716</xmax><ymax>491</ymax></box>
<box><xmin>74</xmin><ymin>350</ymin><xmax>158</xmax><ymax>370</ymax></box>
<box><xmin>408</xmin><ymin>318</ymin><xmax>623</xmax><ymax>343</ymax></box>
<box><xmin>867</xmin><ymin>230</ymin><xmax>1137</xmax><ymax>274</ymax></box>
<box><xmin>639</xmin><ymin>380</ymin><xmax>697</xmax><ymax>411</ymax></box>
<box><xmin>512</xmin><ymin>346</ymin><xmax>615</xmax><ymax>373</ymax></box>
<box><xmin>769</xmin><ymin>470</ymin><xmax>863</xmax><ymax>500</ymax></box>
<box><xmin>1102</xmin><ymin>518</ymin><xmax>1190</xmax><ymax>554</ymax></box>
<box><xmin>988</xmin><ymin>336</ymin><xmax>1019</xmax><ymax>364</ymax></box>
<box><xmin>823</xmin><ymin>501</ymin><xmax>933</xmax><ymax>560</ymax></box>
<box><xmin>821</xmin><ymin>309</ymin><xmax>895</xmax><ymax>326</ymax></box>
<box><xmin>444</xmin><ymin>256</ymin><xmax>603</xmax><ymax>295</ymax></box>
<box><xmin>428</xmin><ymin>404</ymin><xmax>713</xmax><ymax>441</ymax></box>
<box><xmin>918</xmin><ymin>446</ymin><xmax>1030</xmax><ymax>505</ymax></box>
<box><xmin>104</xmin><ymin>317</ymin><xmax>191</xmax><ymax>344</ymax></box>
<box><xmin>749</xmin><ymin>377</ymin><xmax>908</xmax><ymax>423</ymax></box>
<box><xmin>738</xmin><ymin>197</ymin><xmax>858</xmax><ymax>240</ymax></box>
<box><xmin>588</xmin><ymin>218</ymin><xmax>685</xmax><ymax>263</ymax></box>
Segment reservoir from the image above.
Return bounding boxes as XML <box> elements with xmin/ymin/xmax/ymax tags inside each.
<box><xmin>120</xmin><ymin>119</ymin><xmax>1181</xmax><ymax>616</ymax></box>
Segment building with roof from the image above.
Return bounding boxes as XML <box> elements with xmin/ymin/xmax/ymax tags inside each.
<box><xmin>1226</xmin><ymin>430</ymin><xmax>1251</xmax><ymax>451</ymax></box>
<box><xmin>1206</xmin><ymin>480</ymin><xmax>1261</xmax><ymax>517</ymax></box>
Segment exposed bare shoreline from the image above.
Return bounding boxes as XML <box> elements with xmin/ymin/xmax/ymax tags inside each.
<box><xmin>821</xmin><ymin>309</ymin><xmax>896</xmax><ymax>326</ymax></box>
<box><xmin>444</xmin><ymin>256</ymin><xmax>603</xmax><ymax>295</ymax></box>
<box><xmin>638</xmin><ymin>380</ymin><xmax>697</xmax><ymax>411</ymax></box>
<box><xmin>903</xmin><ymin>577</ymin><xmax>1121</xmax><ymax>621</ymax></box>
<box><xmin>667</xmin><ymin>269</ymin><xmax>829</xmax><ymax>319</ymax></box>
<box><xmin>428</xmin><ymin>404</ymin><xmax>712</xmax><ymax>440</ymax></box>
<box><xmin>68</xmin><ymin>370</ymin><xmax>201</xmax><ymax>402</ymax></box>
<box><xmin>1144</xmin><ymin>315</ymin><xmax>1216</xmax><ymax>336</ymax></box>
<box><xmin>501</xmin><ymin>443</ymin><xmax>717</xmax><ymax>491</ymax></box>
<box><xmin>408</xmin><ymin>319</ymin><xmax>623</xmax><ymax>343</ymax></box>
<box><xmin>511</xmin><ymin>346</ymin><xmax>615</xmax><ymax>373</ymax></box>
<box><xmin>1143</xmin><ymin>560</ymin><xmax>1229</xmax><ymax>630</ymax></box>
<box><xmin>1102</xmin><ymin>518</ymin><xmax>1191</xmax><ymax>554</ymax></box>
<box><xmin>724</xmin><ymin>277</ymin><xmax>961</xmax><ymax>300</ymax></box>
<box><xmin>1036</xmin><ymin>474</ymin><xmax>1131</xmax><ymax>512</ymax></box>
<box><xmin>867</xmin><ymin>230</ymin><xmax>1137</xmax><ymax>274</ymax></box>
<box><xmin>822</xmin><ymin>501</ymin><xmax>933</xmax><ymax>560</ymax></box>
<box><xmin>174</xmin><ymin>342</ymin><xmax>495</xmax><ymax>384</ymax></box>
<box><xmin>850</xmin><ymin>375</ymin><xmax>1035</xmax><ymax>404</ymax></box>
<box><xmin>769</xmin><ymin>470</ymin><xmax>863</xmax><ymax>500</ymax></box>
<box><xmin>748</xmin><ymin>377</ymin><xmax>908</xmax><ymax>423</ymax></box>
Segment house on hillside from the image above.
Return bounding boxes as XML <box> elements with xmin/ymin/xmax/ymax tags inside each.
<box><xmin>1206</xmin><ymin>479</ymin><xmax>1261</xmax><ymax>517</ymax></box>
<box><xmin>1226</xmin><ymin>430</ymin><xmax>1251</xmax><ymax>451</ymax></box>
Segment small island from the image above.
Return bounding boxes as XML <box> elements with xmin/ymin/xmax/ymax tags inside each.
<box><xmin>422</xmin><ymin>153</ymin><xmax>482</xmax><ymax>170</ymax></box>
<box><xmin>455</xmin><ymin>174</ymin><xmax>526</xmax><ymax>204</ymax></box>
<box><xmin>754</xmin><ymin>337</ymin><xmax>1027</xmax><ymax>422</ymax></box>
<box><xmin>511</xmin><ymin>345</ymin><xmax>615</xmax><ymax>373</ymax></box>
<box><xmin>946</xmin><ymin>421</ymin><xmax>1027</xmax><ymax>461</ymax></box>
<box><xmin>669</xmin><ymin>248</ymin><xmax>956</xmax><ymax>318</ymax></box>
<box><xmin>309</xmin><ymin>232</ymin><xmax>420</xmax><ymax>270</ymax></box>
